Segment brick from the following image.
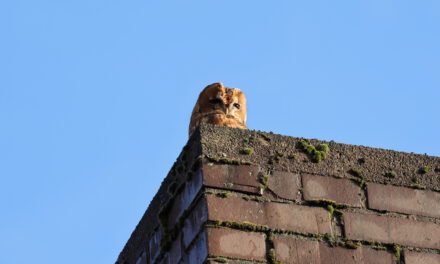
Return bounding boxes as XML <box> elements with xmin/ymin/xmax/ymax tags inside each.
<box><xmin>148</xmin><ymin>227</ymin><xmax>164</xmax><ymax>264</ymax></box>
<box><xmin>302</xmin><ymin>174</ymin><xmax>363</xmax><ymax>207</ymax></box>
<box><xmin>202</xmin><ymin>164</ymin><xmax>261</xmax><ymax>194</ymax></box>
<box><xmin>167</xmin><ymin>171</ymin><xmax>203</xmax><ymax>229</ymax></box>
<box><xmin>367</xmin><ymin>183</ymin><xmax>440</xmax><ymax>218</ymax></box>
<box><xmin>169</xmin><ymin>233</ymin><xmax>183</xmax><ymax>264</ymax></box>
<box><xmin>183</xmin><ymin>198</ymin><xmax>208</xmax><ymax>249</ymax></box>
<box><xmin>186</xmin><ymin>232</ymin><xmax>208</xmax><ymax>264</ymax></box>
<box><xmin>135</xmin><ymin>251</ymin><xmax>146</xmax><ymax>264</ymax></box>
<box><xmin>273</xmin><ymin>236</ymin><xmax>394</xmax><ymax>264</ymax></box>
<box><xmin>268</xmin><ymin>171</ymin><xmax>300</xmax><ymax>200</ymax></box>
<box><xmin>206</xmin><ymin>195</ymin><xmax>332</xmax><ymax>234</ymax></box>
<box><xmin>344</xmin><ymin>212</ymin><xmax>440</xmax><ymax>249</ymax></box>
<box><xmin>273</xmin><ymin>236</ymin><xmax>320</xmax><ymax>263</ymax></box>
<box><xmin>207</xmin><ymin>228</ymin><xmax>266</xmax><ymax>261</ymax></box>
<box><xmin>404</xmin><ymin>251</ymin><xmax>440</xmax><ymax>264</ymax></box>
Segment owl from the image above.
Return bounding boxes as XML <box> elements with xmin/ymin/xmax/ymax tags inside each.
<box><xmin>189</xmin><ymin>82</ymin><xmax>247</xmax><ymax>136</ymax></box>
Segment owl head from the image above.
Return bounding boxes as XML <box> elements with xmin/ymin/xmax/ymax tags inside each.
<box><xmin>189</xmin><ymin>82</ymin><xmax>247</xmax><ymax>136</ymax></box>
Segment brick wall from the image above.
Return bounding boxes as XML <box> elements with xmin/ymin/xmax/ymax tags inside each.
<box><xmin>116</xmin><ymin>124</ymin><xmax>440</xmax><ymax>264</ymax></box>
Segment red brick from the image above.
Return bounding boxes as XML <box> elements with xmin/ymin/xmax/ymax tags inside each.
<box><xmin>202</xmin><ymin>164</ymin><xmax>261</xmax><ymax>194</ymax></box>
<box><xmin>186</xmin><ymin>232</ymin><xmax>208</xmax><ymax>264</ymax></box>
<box><xmin>168</xmin><ymin>233</ymin><xmax>182</xmax><ymax>264</ymax></box>
<box><xmin>404</xmin><ymin>251</ymin><xmax>440</xmax><ymax>264</ymax></box>
<box><xmin>167</xmin><ymin>171</ymin><xmax>203</xmax><ymax>229</ymax></box>
<box><xmin>206</xmin><ymin>195</ymin><xmax>332</xmax><ymax>234</ymax></box>
<box><xmin>344</xmin><ymin>212</ymin><xmax>440</xmax><ymax>249</ymax></box>
<box><xmin>302</xmin><ymin>174</ymin><xmax>363</xmax><ymax>207</ymax></box>
<box><xmin>148</xmin><ymin>227</ymin><xmax>164</xmax><ymax>264</ymax></box>
<box><xmin>134</xmin><ymin>251</ymin><xmax>147</xmax><ymax>264</ymax></box>
<box><xmin>273</xmin><ymin>236</ymin><xmax>394</xmax><ymax>264</ymax></box>
<box><xmin>268</xmin><ymin>171</ymin><xmax>300</xmax><ymax>200</ymax></box>
<box><xmin>273</xmin><ymin>236</ymin><xmax>320</xmax><ymax>263</ymax></box>
<box><xmin>207</xmin><ymin>228</ymin><xmax>266</xmax><ymax>261</ymax></box>
<box><xmin>367</xmin><ymin>183</ymin><xmax>440</xmax><ymax>218</ymax></box>
<box><xmin>182</xmin><ymin>198</ymin><xmax>208</xmax><ymax>249</ymax></box>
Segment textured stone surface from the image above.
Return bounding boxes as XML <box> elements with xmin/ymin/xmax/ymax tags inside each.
<box><xmin>117</xmin><ymin>124</ymin><xmax>440</xmax><ymax>264</ymax></box>
<box><xmin>202</xmin><ymin>164</ymin><xmax>261</xmax><ymax>194</ymax></box>
<box><xmin>206</xmin><ymin>194</ymin><xmax>332</xmax><ymax>234</ymax></box>
<box><xmin>367</xmin><ymin>183</ymin><xmax>440</xmax><ymax>218</ymax></box>
<box><xmin>404</xmin><ymin>251</ymin><xmax>440</xmax><ymax>264</ymax></box>
<box><xmin>199</xmin><ymin>124</ymin><xmax>440</xmax><ymax>190</ymax></box>
<box><xmin>302</xmin><ymin>174</ymin><xmax>363</xmax><ymax>207</ymax></box>
<box><xmin>344</xmin><ymin>212</ymin><xmax>440</xmax><ymax>249</ymax></box>
<box><xmin>268</xmin><ymin>171</ymin><xmax>300</xmax><ymax>200</ymax></box>
<box><xmin>273</xmin><ymin>235</ymin><xmax>394</xmax><ymax>264</ymax></box>
<box><xmin>207</xmin><ymin>228</ymin><xmax>266</xmax><ymax>261</ymax></box>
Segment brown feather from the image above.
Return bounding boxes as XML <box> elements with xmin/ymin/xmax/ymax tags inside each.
<box><xmin>189</xmin><ymin>82</ymin><xmax>247</xmax><ymax>136</ymax></box>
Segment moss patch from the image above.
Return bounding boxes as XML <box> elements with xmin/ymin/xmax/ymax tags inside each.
<box><xmin>299</xmin><ymin>140</ymin><xmax>330</xmax><ymax>163</ymax></box>
<box><xmin>240</xmin><ymin>147</ymin><xmax>254</xmax><ymax>155</ymax></box>
<box><xmin>419</xmin><ymin>166</ymin><xmax>432</xmax><ymax>174</ymax></box>
<box><xmin>384</xmin><ymin>171</ymin><xmax>397</xmax><ymax>179</ymax></box>
<box><xmin>206</xmin><ymin>156</ymin><xmax>254</xmax><ymax>165</ymax></box>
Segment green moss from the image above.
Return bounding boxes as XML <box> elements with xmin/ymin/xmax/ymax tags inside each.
<box><xmin>216</xmin><ymin>192</ymin><xmax>232</xmax><ymax>198</ymax></box>
<box><xmin>240</xmin><ymin>147</ymin><xmax>254</xmax><ymax>155</ymax></box>
<box><xmin>268</xmin><ymin>152</ymin><xmax>284</xmax><ymax>164</ymax></box>
<box><xmin>308</xmin><ymin>199</ymin><xmax>349</xmax><ymax>210</ymax></box>
<box><xmin>392</xmin><ymin>244</ymin><xmax>401</xmax><ymax>260</ymax></box>
<box><xmin>259</xmin><ymin>173</ymin><xmax>269</xmax><ymax>188</ymax></box>
<box><xmin>410</xmin><ymin>184</ymin><xmax>426</xmax><ymax>190</ymax></box>
<box><xmin>287</xmin><ymin>154</ymin><xmax>296</xmax><ymax>160</ymax></box>
<box><xmin>258</xmin><ymin>132</ymin><xmax>271</xmax><ymax>142</ymax></box>
<box><xmin>208</xmin><ymin>256</ymin><xmax>229</xmax><ymax>263</ymax></box>
<box><xmin>327</xmin><ymin>205</ymin><xmax>335</xmax><ymax>217</ymax></box>
<box><xmin>412</xmin><ymin>176</ymin><xmax>420</xmax><ymax>183</ymax></box>
<box><xmin>344</xmin><ymin>240</ymin><xmax>361</xmax><ymax>249</ymax></box>
<box><xmin>299</xmin><ymin>140</ymin><xmax>330</xmax><ymax>163</ymax></box>
<box><xmin>317</xmin><ymin>144</ymin><xmax>330</xmax><ymax>153</ymax></box>
<box><xmin>222</xmin><ymin>221</ymin><xmax>270</xmax><ymax>232</ymax></box>
<box><xmin>419</xmin><ymin>166</ymin><xmax>432</xmax><ymax>174</ymax></box>
<box><xmin>350</xmin><ymin>177</ymin><xmax>368</xmax><ymax>189</ymax></box>
<box><xmin>206</xmin><ymin>156</ymin><xmax>254</xmax><ymax>165</ymax></box>
<box><xmin>384</xmin><ymin>171</ymin><xmax>397</xmax><ymax>179</ymax></box>
<box><xmin>349</xmin><ymin>168</ymin><xmax>362</xmax><ymax>177</ymax></box>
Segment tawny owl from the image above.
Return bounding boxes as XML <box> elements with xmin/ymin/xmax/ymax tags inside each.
<box><xmin>189</xmin><ymin>82</ymin><xmax>247</xmax><ymax>136</ymax></box>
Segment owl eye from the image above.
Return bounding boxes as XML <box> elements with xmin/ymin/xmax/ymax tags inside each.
<box><xmin>209</xmin><ymin>98</ymin><xmax>223</xmax><ymax>105</ymax></box>
<box><xmin>233</xmin><ymin>103</ymin><xmax>240</xmax><ymax>109</ymax></box>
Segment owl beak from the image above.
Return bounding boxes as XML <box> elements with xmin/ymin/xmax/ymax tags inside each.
<box><xmin>223</xmin><ymin>105</ymin><xmax>230</xmax><ymax>115</ymax></box>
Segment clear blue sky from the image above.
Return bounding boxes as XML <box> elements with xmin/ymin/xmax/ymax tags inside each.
<box><xmin>1</xmin><ymin>1</ymin><xmax>439</xmax><ymax>263</ymax></box>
